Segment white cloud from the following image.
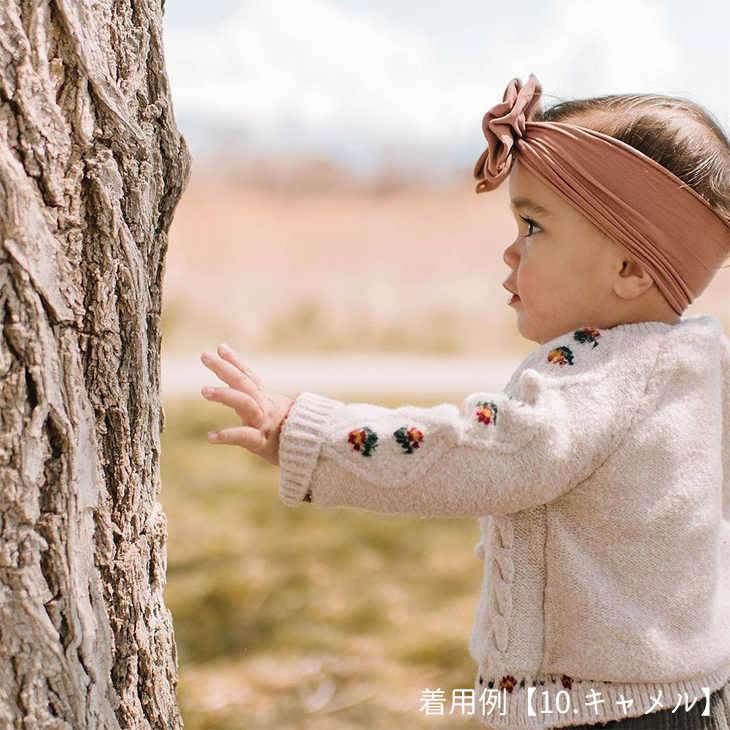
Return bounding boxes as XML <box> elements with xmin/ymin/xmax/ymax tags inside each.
<box><xmin>481</xmin><ymin>0</ymin><xmax>688</xmax><ymax>105</ymax></box>
<box><xmin>164</xmin><ymin>0</ymin><xmax>718</xmax><ymax>168</ymax></box>
<box><xmin>164</xmin><ymin>0</ymin><xmax>475</xmax><ymax>153</ymax></box>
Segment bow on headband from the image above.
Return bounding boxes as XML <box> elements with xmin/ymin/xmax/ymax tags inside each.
<box><xmin>473</xmin><ymin>74</ymin><xmax>730</xmax><ymax>315</ymax></box>
<box><xmin>473</xmin><ymin>74</ymin><xmax>543</xmax><ymax>191</ymax></box>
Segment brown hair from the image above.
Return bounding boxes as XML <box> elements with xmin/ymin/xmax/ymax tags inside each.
<box><xmin>534</xmin><ymin>92</ymin><xmax>730</xmax><ymax>266</ymax></box>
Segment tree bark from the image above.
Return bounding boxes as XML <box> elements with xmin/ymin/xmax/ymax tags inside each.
<box><xmin>0</xmin><ymin>0</ymin><xmax>191</xmax><ymax>727</ymax></box>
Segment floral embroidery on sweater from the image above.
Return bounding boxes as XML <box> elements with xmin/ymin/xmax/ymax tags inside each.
<box><xmin>479</xmin><ymin>673</ymin><xmax>575</xmax><ymax>691</ymax></box>
<box><xmin>393</xmin><ymin>426</ymin><xmax>424</xmax><ymax>453</ymax></box>
<box><xmin>347</xmin><ymin>427</ymin><xmax>378</xmax><ymax>456</ymax></box>
<box><xmin>475</xmin><ymin>401</ymin><xmax>499</xmax><ymax>426</ymax></box>
<box><xmin>499</xmin><ymin>674</ymin><xmax>517</xmax><ymax>693</ymax></box>
<box><xmin>574</xmin><ymin>326</ymin><xmax>602</xmax><ymax>348</ymax></box>
<box><xmin>547</xmin><ymin>345</ymin><xmax>575</xmax><ymax>366</ymax></box>
<box><xmin>542</xmin><ymin>327</ymin><xmax>601</xmax><ymax>369</ymax></box>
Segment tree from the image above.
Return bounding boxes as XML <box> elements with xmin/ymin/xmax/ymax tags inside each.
<box><xmin>0</xmin><ymin>0</ymin><xmax>191</xmax><ymax>726</ymax></box>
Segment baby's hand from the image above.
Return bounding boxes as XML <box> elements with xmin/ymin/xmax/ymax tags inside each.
<box><xmin>200</xmin><ymin>343</ymin><xmax>294</xmax><ymax>466</ymax></box>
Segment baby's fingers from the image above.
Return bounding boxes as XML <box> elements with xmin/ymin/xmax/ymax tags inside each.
<box><xmin>200</xmin><ymin>351</ymin><xmax>265</xmax><ymax>411</ymax></box>
<box><xmin>202</xmin><ymin>386</ymin><xmax>264</xmax><ymax>425</ymax></box>
<box><xmin>217</xmin><ymin>344</ymin><xmax>264</xmax><ymax>390</ymax></box>
<box><xmin>207</xmin><ymin>425</ymin><xmax>266</xmax><ymax>450</ymax></box>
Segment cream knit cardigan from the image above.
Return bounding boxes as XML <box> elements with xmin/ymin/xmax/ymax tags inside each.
<box><xmin>278</xmin><ymin>314</ymin><xmax>730</xmax><ymax>728</ymax></box>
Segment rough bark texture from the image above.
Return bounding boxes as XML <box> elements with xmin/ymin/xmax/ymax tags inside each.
<box><xmin>0</xmin><ymin>0</ymin><xmax>191</xmax><ymax>727</ymax></box>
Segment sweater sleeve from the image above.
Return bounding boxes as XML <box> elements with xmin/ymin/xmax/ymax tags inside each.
<box><xmin>277</xmin><ymin>326</ymin><xmax>649</xmax><ymax>517</ymax></box>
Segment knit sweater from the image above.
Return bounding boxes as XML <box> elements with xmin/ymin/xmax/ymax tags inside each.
<box><xmin>277</xmin><ymin>314</ymin><xmax>730</xmax><ymax>729</ymax></box>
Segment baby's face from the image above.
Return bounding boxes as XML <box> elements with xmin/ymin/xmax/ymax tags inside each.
<box><xmin>502</xmin><ymin>161</ymin><xmax>627</xmax><ymax>345</ymax></box>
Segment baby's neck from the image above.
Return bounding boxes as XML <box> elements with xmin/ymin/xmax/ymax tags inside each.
<box><xmin>615</xmin><ymin>311</ymin><xmax>681</xmax><ymax>327</ymax></box>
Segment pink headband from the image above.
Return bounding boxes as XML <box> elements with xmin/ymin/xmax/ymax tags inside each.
<box><xmin>473</xmin><ymin>73</ymin><xmax>730</xmax><ymax>315</ymax></box>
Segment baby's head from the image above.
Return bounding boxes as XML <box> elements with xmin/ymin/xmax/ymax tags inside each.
<box><xmin>481</xmin><ymin>78</ymin><xmax>730</xmax><ymax>345</ymax></box>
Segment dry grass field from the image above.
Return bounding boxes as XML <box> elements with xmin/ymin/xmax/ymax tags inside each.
<box><xmin>160</xmin><ymin>394</ymin><xmax>483</xmax><ymax>730</ymax></box>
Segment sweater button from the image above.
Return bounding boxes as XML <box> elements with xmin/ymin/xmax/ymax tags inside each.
<box><xmin>474</xmin><ymin>541</ymin><xmax>486</xmax><ymax>559</ymax></box>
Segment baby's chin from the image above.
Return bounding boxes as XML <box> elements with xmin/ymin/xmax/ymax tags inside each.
<box><xmin>513</xmin><ymin>316</ymin><xmax>550</xmax><ymax>346</ymax></box>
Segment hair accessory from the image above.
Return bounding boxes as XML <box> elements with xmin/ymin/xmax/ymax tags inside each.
<box><xmin>474</xmin><ymin>74</ymin><xmax>542</xmax><ymax>192</ymax></box>
<box><xmin>474</xmin><ymin>74</ymin><xmax>730</xmax><ymax>314</ymax></box>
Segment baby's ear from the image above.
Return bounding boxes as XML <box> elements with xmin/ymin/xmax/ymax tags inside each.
<box><xmin>613</xmin><ymin>259</ymin><xmax>655</xmax><ymax>301</ymax></box>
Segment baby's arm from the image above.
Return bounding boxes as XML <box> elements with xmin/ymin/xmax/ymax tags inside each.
<box><xmin>201</xmin><ymin>335</ymin><xmax>648</xmax><ymax>519</ymax></box>
<box><xmin>278</xmin><ymin>363</ymin><xmax>640</xmax><ymax>519</ymax></box>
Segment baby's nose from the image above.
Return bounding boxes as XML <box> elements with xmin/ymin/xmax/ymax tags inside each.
<box><xmin>502</xmin><ymin>243</ymin><xmax>518</xmax><ymax>269</ymax></box>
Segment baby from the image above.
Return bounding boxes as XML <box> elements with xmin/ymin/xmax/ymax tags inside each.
<box><xmin>200</xmin><ymin>74</ymin><xmax>730</xmax><ymax>729</ymax></box>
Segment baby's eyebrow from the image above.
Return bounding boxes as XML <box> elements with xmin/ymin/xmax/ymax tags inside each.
<box><xmin>509</xmin><ymin>198</ymin><xmax>554</xmax><ymax>218</ymax></box>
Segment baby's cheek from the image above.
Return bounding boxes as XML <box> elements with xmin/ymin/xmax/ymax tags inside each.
<box><xmin>523</xmin><ymin>271</ymin><xmax>575</xmax><ymax>332</ymax></box>
<box><xmin>520</xmin><ymin>267</ymin><xmax>558</xmax><ymax>313</ymax></box>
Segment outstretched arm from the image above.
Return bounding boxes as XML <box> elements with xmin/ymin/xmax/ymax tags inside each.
<box><xmin>278</xmin><ymin>350</ymin><xmax>641</xmax><ymax>518</ymax></box>
<box><xmin>201</xmin><ymin>327</ymin><xmax>653</xmax><ymax>519</ymax></box>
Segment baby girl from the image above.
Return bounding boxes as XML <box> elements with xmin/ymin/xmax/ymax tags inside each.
<box><xmin>200</xmin><ymin>74</ymin><xmax>730</xmax><ymax>729</ymax></box>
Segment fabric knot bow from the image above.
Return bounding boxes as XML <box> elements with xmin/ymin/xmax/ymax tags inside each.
<box><xmin>473</xmin><ymin>74</ymin><xmax>543</xmax><ymax>192</ymax></box>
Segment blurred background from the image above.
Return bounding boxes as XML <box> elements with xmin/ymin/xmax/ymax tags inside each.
<box><xmin>158</xmin><ymin>1</ymin><xmax>730</xmax><ymax>727</ymax></box>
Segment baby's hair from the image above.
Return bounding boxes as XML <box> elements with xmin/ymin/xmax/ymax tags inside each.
<box><xmin>534</xmin><ymin>91</ymin><xmax>730</xmax><ymax>267</ymax></box>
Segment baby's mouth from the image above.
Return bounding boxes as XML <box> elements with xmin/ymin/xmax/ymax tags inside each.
<box><xmin>508</xmin><ymin>293</ymin><xmax>521</xmax><ymax>305</ymax></box>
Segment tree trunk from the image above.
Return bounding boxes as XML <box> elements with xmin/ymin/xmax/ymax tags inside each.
<box><xmin>0</xmin><ymin>0</ymin><xmax>191</xmax><ymax>727</ymax></box>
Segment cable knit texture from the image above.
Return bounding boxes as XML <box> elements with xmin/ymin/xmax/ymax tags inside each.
<box><xmin>277</xmin><ymin>314</ymin><xmax>730</xmax><ymax>728</ymax></box>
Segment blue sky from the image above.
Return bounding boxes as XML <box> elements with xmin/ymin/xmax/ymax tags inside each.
<box><xmin>162</xmin><ymin>0</ymin><xmax>730</xmax><ymax>179</ymax></box>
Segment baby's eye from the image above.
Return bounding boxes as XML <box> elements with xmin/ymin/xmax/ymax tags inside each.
<box><xmin>519</xmin><ymin>215</ymin><xmax>542</xmax><ymax>238</ymax></box>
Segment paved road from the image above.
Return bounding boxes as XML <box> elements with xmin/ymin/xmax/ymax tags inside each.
<box><xmin>162</xmin><ymin>352</ymin><xmax>523</xmax><ymax>400</ymax></box>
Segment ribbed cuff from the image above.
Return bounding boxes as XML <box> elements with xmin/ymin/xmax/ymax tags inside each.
<box><xmin>278</xmin><ymin>391</ymin><xmax>344</xmax><ymax>507</ymax></box>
